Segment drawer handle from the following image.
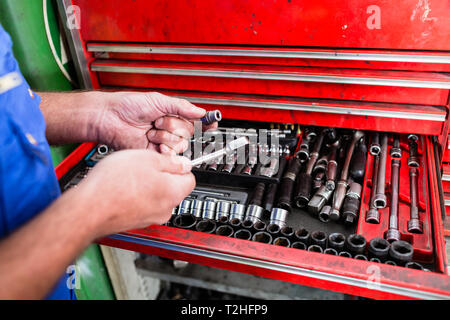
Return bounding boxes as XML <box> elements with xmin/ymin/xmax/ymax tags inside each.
<box><xmin>87</xmin><ymin>44</ymin><xmax>450</xmax><ymax>64</ymax></box>
<box><xmin>91</xmin><ymin>64</ymin><xmax>450</xmax><ymax>89</ymax></box>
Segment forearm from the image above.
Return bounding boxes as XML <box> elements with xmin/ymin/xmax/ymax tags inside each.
<box><xmin>39</xmin><ymin>91</ymin><xmax>108</xmax><ymax>145</ymax></box>
<box><xmin>0</xmin><ymin>188</ymin><xmax>101</xmax><ymax>299</ymax></box>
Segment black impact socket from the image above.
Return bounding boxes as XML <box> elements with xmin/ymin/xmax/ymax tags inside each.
<box><xmin>273</xmin><ymin>237</ymin><xmax>291</xmax><ymax>247</ymax></box>
<box><xmin>215</xmin><ymin>225</ymin><xmax>234</xmax><ymax>237</ymax></box>
<box><xmin>280</xmin><ymin>226</ymin><xmax>295</xmax><ymax>240</ymax></box>
<box><xmin>307</xmin><ymin>245</ymin><xmax>323</xmax><ymax>253</ymax></box>
<box><xmin>266</xmin><ymin>223</ymin><xmax>281</xmax><ymax>236</ymax></box>
<box><xmin>294</xmin><ymin>172</ymin><xmax>313</xmax><ymax>208</ymax></box>
<box><xmin>310</xmin><ymin>230</ymin><xmax>328</xmax><ymax>249</ymax></box>
<box><xmin>324</xmin><ymin>248</ymin><xmax>338</xmax><ymax>256</ymax></box>
<box><xmin>253</xmin><ymin>221</ymin><xmax>267</xmax><ymax>233</ymax></box>
<box><xmin>229</xmin><ymin>217</ymin><xmax>243</xmax><ymax>230</ymax></box>
<box><xmin>354</xmin><ymin>254</ymin><xmax>368</xmax><ymax>261</ymax></box>
<box><xmin>346</xmin><ymin>234</ymin><xmax>367</xmax><ymax>256</ymax></box>
<box><xmin>278</xmin><ymin>157</ymin><xmax>302</xmax><ymax>211</ymax></box>
<box><xmin>369</xmin><ymin>258</ymin><xmax>381</xmax><ymax>263</ymax></box>
<box><xmin>172</xmin><ymin>214</ymin><xmax>197</xmax><ymax>230</ymax></box>
<box><xmin>252</xmin><ymin>231</ymin><xmax>273</xmax><ymax>244</ymax></box>
<box><xmin>263</xmin><ymin>183</ymin><xmax>278</xmax><ymax>213</ymax></box>
<box><xmin>195</xmin><ymin>219</ymin><xmax>217</xmax><ymax>234</ymax></box>
<box><xmin>338</xmin><ymin>251</ymin><xmax>352</xmax><ymax>258</ymax></box>
<box><xmin>250</xmin><ymin>182</ymin><xmax>266</xmax><ymax>207</ymax></box>
<box><xmin>368</xmin><ymin>237</ymin><xmax>390</xmax><ymax>261</ymax></box>
<box><xmin>234</xmin><ymin>229</ymin><xmax>252</xmax><ymax>240</ymax></box>
<box><xmin>328</xmin><ymin>233</ymin><xmax>346</xmax><ymax>251</ymax></box>
<box><xmin>389</xmin><ymin>240</ymin><xmax>414</xmax><ymax>266</ymax></box>
<box><xmin>291</xmin><ymin>241</ymin><xmax>307</xmax><ymax>250</ymax></box>
<box><xmin>294</xmin><ymin>228</ymin><xmax>310</xmax><ymax>245</ymax></box>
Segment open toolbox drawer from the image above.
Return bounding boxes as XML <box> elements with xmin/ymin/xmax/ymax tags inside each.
<box><xmin>55</xmin><ymin>122</ymin><xmax>450</xmax><ymax>300</ymax></box>
<box><xmin>55</xmin><ymin>0</ymin><xmax>450</xmax><ymax>299</ymax></box>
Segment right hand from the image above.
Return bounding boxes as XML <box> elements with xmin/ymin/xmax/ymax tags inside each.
<box><xmin>73</xmin><ymin>149</ymin><xmax>195</xmax><ymax>238</ymax></box>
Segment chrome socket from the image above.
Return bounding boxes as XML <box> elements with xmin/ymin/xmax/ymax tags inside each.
<box><xmin>202</xmin><ymin>200</ymin><xmax>217</xmax><ymax>220</ymax></box>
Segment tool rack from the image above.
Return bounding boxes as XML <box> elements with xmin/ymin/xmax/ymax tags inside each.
<box><xmin>55</xmin><ymin>0</ymin><xmax>450</xmax><ymax>299</ymax></box>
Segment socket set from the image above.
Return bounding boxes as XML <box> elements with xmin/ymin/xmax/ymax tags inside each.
<box><xmin>59</xmin><ymin>121</ymin><xmax>435</xmax><ymax>272</ymax></box>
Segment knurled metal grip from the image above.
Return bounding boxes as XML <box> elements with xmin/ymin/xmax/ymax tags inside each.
<box><xmin>201</xmin><ymin>110</ymin><xmax>222</xmax><ymax>125</ymax></box>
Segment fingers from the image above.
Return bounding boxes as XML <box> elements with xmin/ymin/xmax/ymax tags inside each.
<box><xmin>154</xmin><ymin>116</ymin><xmax>194</xmax><ymax>139</ymax></box>
<box><xmin>150</xmin><ymin>92</ymin><xmax>206</xmax><ymax>120</ymax></box>
<box><xmin>154</xmin><ymin>152</ymin><xmax>192</xmax><ymax>175</ymax></box>
<box><xmin>147</xmin><ymin>129</ymin><xmax>190</xmax><ymax>154</ymax></box>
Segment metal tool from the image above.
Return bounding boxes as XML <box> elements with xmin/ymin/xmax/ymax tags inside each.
<box><xmin>370</xmin><ymin>132</ymin><xmax>381</xmax><ymax>156</ymax></box>
<box><xmin>244</xmin><ymin>182</ymin><xmax>265</xmax><ymax>223</ymax></box>
<box><xmin>324</xmin><ymin>248</ymin><xmax>338</xmax><ymax>255</ymax></box>
<box><xmin>202</xmin><ymin>199</ymin><xmax>217</xmax><ymax>220</ymax></box>
<box><xmin>268</xmin><ymin>207</ymin><xmax>289</xmax><ymax>229</ymax></box>
<box><xmin>294</xmin><ymin>228</ymin><xmax>310</xmax><ymax>245</ymax></box>
<box><xmin>215</xmin><ymin>225</ymin><xmax>234</xmax><ymax>237</ymax></box>
<box><xmin>407</xmin><ymin>139</ymin><xmax>420</xmax><ymax>167</ymax></box>
<box><xmin>291</xmin><ymin>242</ymin><xmax>307</xmax><ymax>250</ymax></box>
<box><xmin>368</xmin><ymin>238</ymin><xmax>390</xmax><ymax>261</ymax></box>
<box><xmin>310</xmin><ymin>230</ymin><xmax>328</xmax><ymax>249</ymax></box>
<box><xmin>252</xmin><ymin>231</ymin><xmax>273</xmax><ymax>244</ymax></box>
<box><xmin>407</xmin><ymin>167</ymin><xmax>423</xmax><ymax>233</ymax></box>
<box><xmin>328</xmin><ymin>233</ymin><xmax>346</xmax><ymax>251</ymax></box>
<box><xmin>388</xmin><ymin>240</ymin><xmax>414</xmax><ymax>265</ymax></box>
<box><xmin>386</xmin><ymin>158</ymin><xmax>401</xmax><ymax>242</ymax></box>
<box><xmin>349</xmin><ymin>137</ymin><xmax>367</xmax><ymax>181</ymax></box>
<box><xmin>277</xmin><ymin>156</ymin><xmax>302</xmax><ymax>210</ymax></box>
<box><xmin>330</xmin><ymin>130</ymin><xmax>365</xmax><ymax>221</ymax></box>
<box><xmin>294</xmin><ymin>129</ymin><xmax>327</xmax><ymax>208</ymax></box>
<box><xmin>234</xmin><ymin>229</ymin><xmax>252</xmax><ymax>240</ymax></box>
<box><xmin>366</xmin><ymin>155</ymin><xmax>381</xmax><ymax>223</ymax></box>
<box><xmin>296</xmin><ymin>129</ymin><xmax>317</xmax><ymax>162</ymax></box>
<box><xmin>346</xmin><ymin>234</ymin><xmax>367</xmax><ymax>256</ymax></box>
<box><xmin>201</xmin><ymin>110</ymin><xmax>222</xmax><ymax>125</ymax></box>
<box><xmin>195</xmin><ymin>219</ymin><xmax>217</xmax><ymax>233</ymax></box>
<box><xmin>273</xmin><ymin>237</ymin><xmax>291</xmax><ymax>247</ymax></box>
<box><xmin>390</xmin><ymin>134</ymin><xmax>402</xmax><ymax>158</ymax></box>
<box><xmin>190</xmin><ymin>199</ymin><xmax>204</xmax><ymax>218</ymax></box>
<box><xmin>307</xmin><ymin>245</ymin><xmax>323</xmax><ymax>253</ymax></box>
<box><xmin>342</xmin><ymin>182</ymin><xmax>362</xmax><ymax>225</ymax></box>
<box><xmin>215</xmin><ymin>201</ymin><xmax>231</xmax><ymax>220</ymax></box>
<box><xmin>308</xmin><ymin>139</ymin><xmax>341</xmax><ymax>216</ymax></box>
<box><xmin>190</xmin><ymin>137</ymin><xmax>249</xmax><ymax>167</ymax></box>
<box><xmin>178</xmin><ymin>199</ymin><xmax>192</xmax><ymax>215</ymax></box>
<box><xmin>373</xmin><ymin>133</ymin><xmax>388</xmax><ymax>209</ymax></box>
<box><xmin>229</xmin><ymin>203</ymin><xmax>246</xmax><ymax>222</ymax></box>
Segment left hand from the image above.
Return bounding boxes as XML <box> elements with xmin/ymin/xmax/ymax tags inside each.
<box><xmin>97</xmin><ymin>91</ymin><xmax>217</xmax><ymax>154</ymax></box>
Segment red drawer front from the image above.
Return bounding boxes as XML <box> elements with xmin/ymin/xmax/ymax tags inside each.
<box><xmin>88</xmin><ymin>43</ymin><xmax>450</xmax><ymax>73</ymax></box>
<box><xmin>74</xmin><ymin>0</ymin><xmax>450</xmax><ymax>51</ymax></box>
<box><xmin>92</xmin><ymin>60</ymin><xmax>450</xmax><ymax>106</ymax></box>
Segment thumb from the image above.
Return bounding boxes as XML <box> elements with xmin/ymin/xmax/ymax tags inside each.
<box><xmin>155</xmin><ymin>153</ymin><xmax>192</xmax><ymax>175</ymax></box>
<box><xmin>150</xmin><ymin>92</ymin><xmax>206</xmax><ymax>120</ymax></box>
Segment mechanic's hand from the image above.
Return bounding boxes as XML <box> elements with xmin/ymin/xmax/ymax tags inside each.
<box><xmin>74</xmin><ymin>149</ymin><xmax>195</xmax><ymax>237</ymax></box>
<box><xmin>97</xmin><ymin>91</ymin><xmax>217</xmax><ymax>154</ymax></box>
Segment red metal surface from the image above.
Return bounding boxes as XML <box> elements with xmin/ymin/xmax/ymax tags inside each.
<box><xmin>55</xmin><ymin>142</ymin><xmax>96</xmax><ymax>180</ymax></box>
<box><xmin>88</xmin><ymin>43</ymin><xmax>450</xmax><ymax>72</ymax></box>
<box><xmin>73</xmin><ymin>0</ymin><xmax>450</xmax><ymax>50</ymax></box>
<box><xmin>98</xmin><ymin>225</ymin><xmax>450</xmax><ymax>300</ymax></box>
<box><xmin>98</xmin><ymin>88</ymin><xmax>446</xmax><ymax>136</ymax></box>
<box><xmin>92</xmin><ymin>60</ymin><xmax>450</xmax><ymax>106</ymax></box>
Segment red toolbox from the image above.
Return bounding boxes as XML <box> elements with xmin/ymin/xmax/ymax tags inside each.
<box><xmin>56</xmin><ymin>0</ymin><xmax>450</xmax><ymax>299</ymax></box>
